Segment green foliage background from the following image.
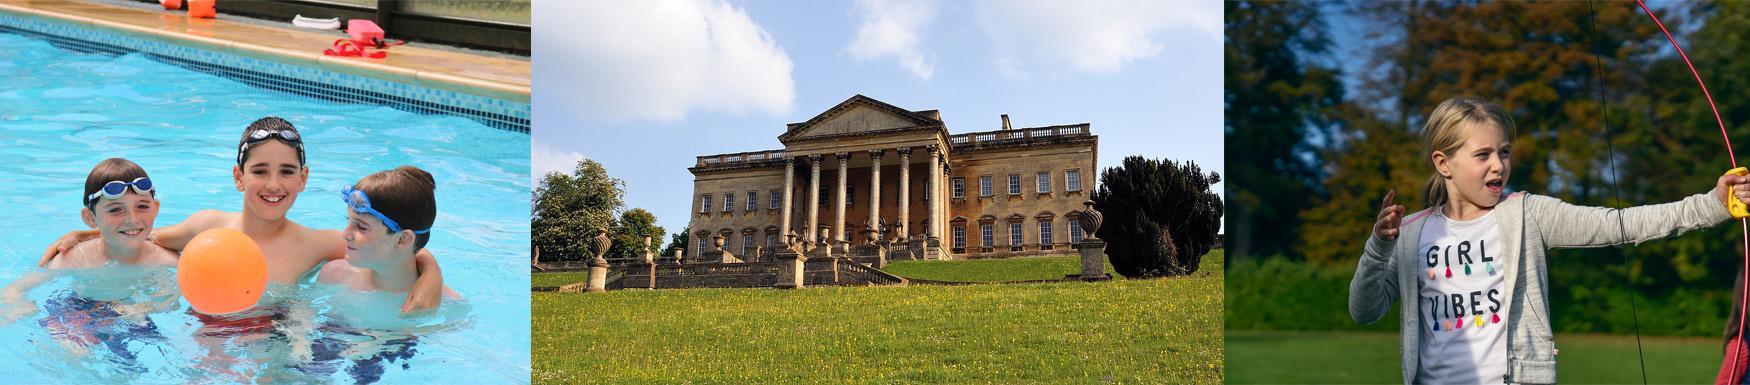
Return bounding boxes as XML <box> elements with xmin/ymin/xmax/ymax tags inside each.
<box><xmin>1227</xmin><ymin>1</ymin><xmax>1750</xmax><ymax>336</ymax></box>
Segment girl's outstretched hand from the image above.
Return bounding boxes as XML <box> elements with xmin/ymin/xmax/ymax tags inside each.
<box><xmin>1376</xmin><ymin>190</ymin><xmax>1406</xmax><ymax>241</ymax></box>
<box><xmin>1719</xmin><ymin>172</ymin><xmax>1750</xmax><ymax>211</ymax></box>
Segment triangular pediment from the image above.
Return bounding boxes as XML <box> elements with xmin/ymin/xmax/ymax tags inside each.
<box><xmin>779</xmin><ymin>95</ymin><xmax>941</xmax><ymax>141</ymax></box>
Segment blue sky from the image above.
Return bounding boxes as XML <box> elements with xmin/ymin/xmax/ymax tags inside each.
<box><xmin>533</xmin><ymin>0</ymin><xmax>1222</xmax><ymax>237</ymax></box>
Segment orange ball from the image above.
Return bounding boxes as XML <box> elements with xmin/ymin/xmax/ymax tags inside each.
<box><xmin>160</xmin><ymin>0</ymin><xmax>181</xmax><ymax>10</ymax></box>
<box><xmin>177</xmin><ymin>228</ymin><xmax>266</xmax><ymax>315</ymax></box>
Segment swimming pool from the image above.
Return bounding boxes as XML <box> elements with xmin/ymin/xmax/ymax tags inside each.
<box><xmin>0</xmin><ymin>27</ymin><xmax>531</xmax><ymax>384</ymax></box>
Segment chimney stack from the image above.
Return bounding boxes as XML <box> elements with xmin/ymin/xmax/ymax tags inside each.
<box><xmin>1001</xmin><ymin>114</ymin><xmax>1011</xmax><ymax>131</ymax></box>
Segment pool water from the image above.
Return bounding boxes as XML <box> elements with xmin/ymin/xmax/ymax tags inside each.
<box><xmin>0</xmin><ymin>31</ymin><xmax>531</xmax><ymax>383</ymax></box>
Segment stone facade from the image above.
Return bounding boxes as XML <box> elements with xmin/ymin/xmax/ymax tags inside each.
<box><xmin>687</xmin><ymin>95</ymin><xmax>1098</xmax><ymax>260</ymax></box>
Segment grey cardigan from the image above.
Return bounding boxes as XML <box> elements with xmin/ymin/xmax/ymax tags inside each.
<box><xmin>1349</xmin><ymin>191</ymin><xmax>1730</xmax><ymax>384</ymax></box>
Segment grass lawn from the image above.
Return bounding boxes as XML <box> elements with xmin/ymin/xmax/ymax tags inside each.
<box><xmin>532</xmin><ymin>271</ymin><xmax>588</xmax><ymax>288</ymax></box>
<box><xmin>882</xmin><ymin>255</ymin><xmax>1123</xmax><ymax>282</ymax></box>
<box><xmin>532</xmin><ymin>251</ymin><xmax>1224</xmax><ymax>384</ymax></box>
<box><xmin>1226</xmin><ymin>330</ymin><xmax>1723</xmax><ymax>384</ymax></box>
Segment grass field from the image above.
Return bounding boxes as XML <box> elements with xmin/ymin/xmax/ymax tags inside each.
<box><xmin>532</xmin><ymin>251</ymin><xmax>1224</xmax><ymax>384</ymax></box>
<box><xmin>1226</xmin><ymin>330</ymin><xmax>1723</xmax><ymax>384</ymax></box>
<box><xmin>882</xmin><ymin>255</ymin><xmax>1123</xmax><ymax>282</ymax></box>
<box><xmin>532</xmin><ymin>271</ymin><xmax>587</xmax><ymax>288</ymax></box>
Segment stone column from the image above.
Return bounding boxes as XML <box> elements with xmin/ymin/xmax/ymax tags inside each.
<box><xmin>867</xmin><ymin>149</ymin><xmax>884</xmax><ymax>242</ymax></box>
<box><xmin>781</xmin><ymin>157</ymin><xmax>795</xmax><ymax>244</ymax></box>
<box><xmin>834</xmin><ymin>152</ymin><xmax>850</xmax><ymax>252</ymax></box>
<box><xmin>896</xmin><ymin>147</ymin><xmax>911</xmax><ymax>241</ymax></box>
<box><xmin>926</xmin><ymin>145</ymin><xmax>942</xmax><ymax>244</ymax></box>
<box><xmin>806</xmin><ymin>155</ymin><xmax>822</xmax><ymax>246</ymax></box>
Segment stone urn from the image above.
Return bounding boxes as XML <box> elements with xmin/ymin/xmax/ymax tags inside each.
<box><xmin>712</xmin><ymin>233</ymin><xmax>726</xmax><ymax>251</ymax></box>
<box><xmin>1080</xmin><ymin>200</ymin><xmax>1103</xmax><ymax>241</ymax></box>
<box><xmin>590</xmin><ymin>228</ymin><xmax>611</xmax><ymax>263</ymax></box>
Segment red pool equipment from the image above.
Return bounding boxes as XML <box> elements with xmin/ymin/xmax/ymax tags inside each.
<box><xmin>187</xmin><ymin>0</ymin><xmax>214</xmax><ymax>18</ymax></box>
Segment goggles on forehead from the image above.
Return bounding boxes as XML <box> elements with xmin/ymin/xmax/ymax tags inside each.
<box><xmin>237</xmin><ymin>127</ymin><xmax>306</xmax><ymax>167</ymax></box>
<box><xmin>86</xmin><ymin>177</ymin><xmax>154</xmax><ymax>207</ymax></box>
<box><xmin>341</xmin><ymin>186</ymin><xmax>429</xmax><ymax>235</ymax></box>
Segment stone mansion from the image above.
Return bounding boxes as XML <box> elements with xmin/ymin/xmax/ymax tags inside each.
<box><xmin>687</xmin><ymin>95</ymin><xmax>1099</xmax><ymax>261</ymax></box>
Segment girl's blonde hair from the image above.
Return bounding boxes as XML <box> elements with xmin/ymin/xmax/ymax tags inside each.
<box><xmin>1421</xmin><ymin>97</ymin><xmax>1517</xmax><ymax>208</ymax></box>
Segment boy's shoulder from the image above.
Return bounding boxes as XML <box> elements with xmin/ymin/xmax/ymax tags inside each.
<box><xmin>316</xmin><ymin>259</ymin><xmax>372</xmax><ymax>290</ymax></box>
<box><xmin>44</xmin><ymin>240</ymin><xmax>105</xmax><ymax>269</ymax></box>
<box><xmin>139</xmin><ymin>243</ymin><xmax>179</xmax><ymax>267</ymax></box>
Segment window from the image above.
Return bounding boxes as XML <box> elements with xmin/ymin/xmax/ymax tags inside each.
<box><xmin>696</xmin><ymin>236</ymin><xmax>707</xmax><ymax>257</ymax></box>
<box><xmin>819</xmin><ymin>186</ymin><xmax>829</xmax><ymax>206</ymax></box>
<box><xmin>979</xmin><ymin>176</ymin><xmax>993</xmax><ymax>197</ymax></box>
<box><xmin>747</xmin><ymin>191</ymin><xmax>758</xmax><ymax>211</ymax></box>
<box><xmin>700</xmin><ymin>194</ymin><xmax>712</xmax><ymax>213</ymax></box>
<box><xmin>1037</xmin><ymin>172</ymin><xmax>1051</xmax><ymax>193</ymax></box>
<box><xmin>769</xmin><ymin>189</ymin><xmax>780</xmax><ymax>209</ymax></box>
<box><xmin>766</xmin><ymin>233</ymin><xmax>778</xmax><ymax>247</ymax></box>
<box><xmin>742</xmin><ymin>234</ymin><xmax>755</xmax><ymax>255</ymax></box>
<box><xmin>1069</xmin><ymin>219</ymin><xmax>1084</xmax><ymax>243</ymax></box>
<box><xmin>723</xmin><ymin>192</ymin><xmax>735</xmax><ymax>212</ymax></box>
<box><xmin>1039</xmin><ymin>221</ymin><xmax>1053</xmax><ymax>244</ymax></box>
<box><xmin>1066</xmin><ymin>170</ymin><xmax>1082</xmax><ymax>192</ymax></box>
<box><xmin>1010</xmin><ymin>223</ymin><xmax>1023</xmax><ymax>246</ymax></box>
<box><xmin>980</xmin><ymin>224</ymin><xmax>993</xmax><ymax>247</ymax></box>
<box><xmin>1008</xmin><ymin>174</ymin><xmax>1021</xmax><ymax>195</ymax></box>
<box><xmin>847</xmin><ymin>185</ymin><xmax>856</xmax><ymax>207</ymax></box>
<box><xmin>953</xmin><ymin>225</ymin><xmax>966</xmax><ymax>248</ymax></box>
<box><xmin>952</xmin><ymin>177</ymin><xmax>965</xmax><ymax>198</ymax></box>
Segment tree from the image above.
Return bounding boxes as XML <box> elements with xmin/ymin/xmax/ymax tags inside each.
<box><xmin>532</xmin><ymin>159</ymin><xmax>623</xmax><ymax>262</ymax></box>
<box><xmin>663</xmin><ymin>227</ymin><xmax>691</xmax><ymax>259</ymax></box>
<box><xmin>1092</xmin><ymin>156</ymin><xmax>1223</xmax><ymax>277</ymax></box>
<box><xmin>608</xmin><ymin>208</ymin><xmax>665</xmax><ymax>261</ymax></box>
<box><xmin>1225</xmin><ymin>0</ymin><xmax>1345</xmax><ymax>261</ymax></box>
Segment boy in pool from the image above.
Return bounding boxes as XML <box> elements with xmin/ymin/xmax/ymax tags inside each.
<box><xmin>0</xmin><ymin>158</ymin><xmax>180</xmax><ymax>364</ymax></box>
<box><xmin>2</xmin><ymin>158</ymin><xmax>179</xmax><ymax>323</ymax></box>
<box><xmin>41</xmin><ymin>117</ymin><xmax>446</xmax><ymax>312</ymax></box>
<box><xmin>318</xmin><ymin>166</ymin><xmax>459</xmax><ymax>299</ymax></box>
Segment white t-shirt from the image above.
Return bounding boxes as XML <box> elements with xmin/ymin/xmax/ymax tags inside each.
<box><xmin>1415</xmin><ymin>209</ymin><xmax>1510</xmax><ymax>384</ymax></box>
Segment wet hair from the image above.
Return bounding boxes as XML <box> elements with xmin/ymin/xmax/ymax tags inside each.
<box><xmin>237</xmin><ymin>116</ymin><xmax>306</xmax><ymax>168</ymax></box>
<box><xmin>84</xmin><ymin>158</ymin><xmax>152</xmax><ymax>210</ymax></box>
<box><xmin>353</xmin><ymin>166</ymin><xmax>437</xmax><ymax>250</ymax></box>
<box><xmin>1420</xmin><ymin>97</ymin><xmax>1517</xmax><ymax>209</ymax></box>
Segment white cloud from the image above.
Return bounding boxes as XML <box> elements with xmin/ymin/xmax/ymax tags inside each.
<box><xmin>531</xmin><ymin>141</ymin><xmax>586</xmax><ymax>186</ymax></box>
<box><xmin>845</xmin><ymin>0</ymin><xmax>937</xmax><ymax>80</ymax></box>
<box><xmin>535</xmin><ymin>0</ymin><xmax>795</xmax><ymax>122</ymax></box>
<box><xmin>975</xmin><ymin>0</ymin><xmax>1219</xmax><ymax>75</ymax></box>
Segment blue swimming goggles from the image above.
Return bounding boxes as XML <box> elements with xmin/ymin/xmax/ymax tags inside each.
<box><xmin>341</xmin><ymin>186</ymin><xmax>429</xmax><ymax>234</ymax></box>
<box><xmin>85</xmin><ymin>177</ymin><xmax>154</xmax><ymax>207</ymax></box>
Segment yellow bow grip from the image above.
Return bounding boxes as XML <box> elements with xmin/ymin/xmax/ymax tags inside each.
<box><xmin>1731</xmin><ymin>167</ymin><xmax>1749</xmax><ymax>218</ymax></box>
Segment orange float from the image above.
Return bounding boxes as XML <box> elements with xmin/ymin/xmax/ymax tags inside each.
<box><xmin>176</xmin><ymin>228</ymin><xmax>266</xmax><ymax>314</ymax></box>
<box><xmin>159</xmin><ymin>0</ymin><xmax>181</xmax><ymax>11</ymax></box>
<box><xmin>187</xmin><ymin>0</ymin><xmax>215</xmax><ymax>19</ymax></box>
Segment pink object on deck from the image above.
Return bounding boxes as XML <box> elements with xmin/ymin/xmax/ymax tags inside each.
<box><xmin>347</xmin><ymin>19</ymin><xmax>384</xmax><ymax>47</ymax></box>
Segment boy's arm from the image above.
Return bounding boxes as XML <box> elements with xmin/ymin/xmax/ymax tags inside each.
<box><xmin>402</xmin><ymin>249</ymin><xmax>443</xmax><ymax>314</ymax></box>
<box><xmin>0</xmin><ymin>272</ymin><xmax>51</xmax><ymax>326</ymax></box>
<box><xmin>38</xmin><ymin>229</ymin><xmax>98</xmax><ymax>267</ymax></box>
<box><xmin>149</xmin><ymin>210</ymin><xmax>226</xmax><ymax>252</ymax></box>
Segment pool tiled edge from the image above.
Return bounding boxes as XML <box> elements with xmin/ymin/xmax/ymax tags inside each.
<box><xmin>0</xmin><ymin>6</ymin><xmax>530</xmax><ymax>134</ymax></box>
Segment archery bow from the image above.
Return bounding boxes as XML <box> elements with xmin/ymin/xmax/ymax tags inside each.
<box><xmin>1631</xmin><ymin>1</ymin><xmax>1750</xmax><ymax>383</ymax></box>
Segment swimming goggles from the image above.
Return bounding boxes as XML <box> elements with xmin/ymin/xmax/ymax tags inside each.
<box><xmin>341</xmin><ymin>186</ymin><xmax>429</xmax><ymax>235</ymax></box>
<box><xmin>85</xmin><ymin>177</ymin><xmax>154</xmax><ymax>206</ymax></box>
<box><xmin>236</xmin><ymin>127</ymin><xmax>306</xmax><ymax>167</ymax></box>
